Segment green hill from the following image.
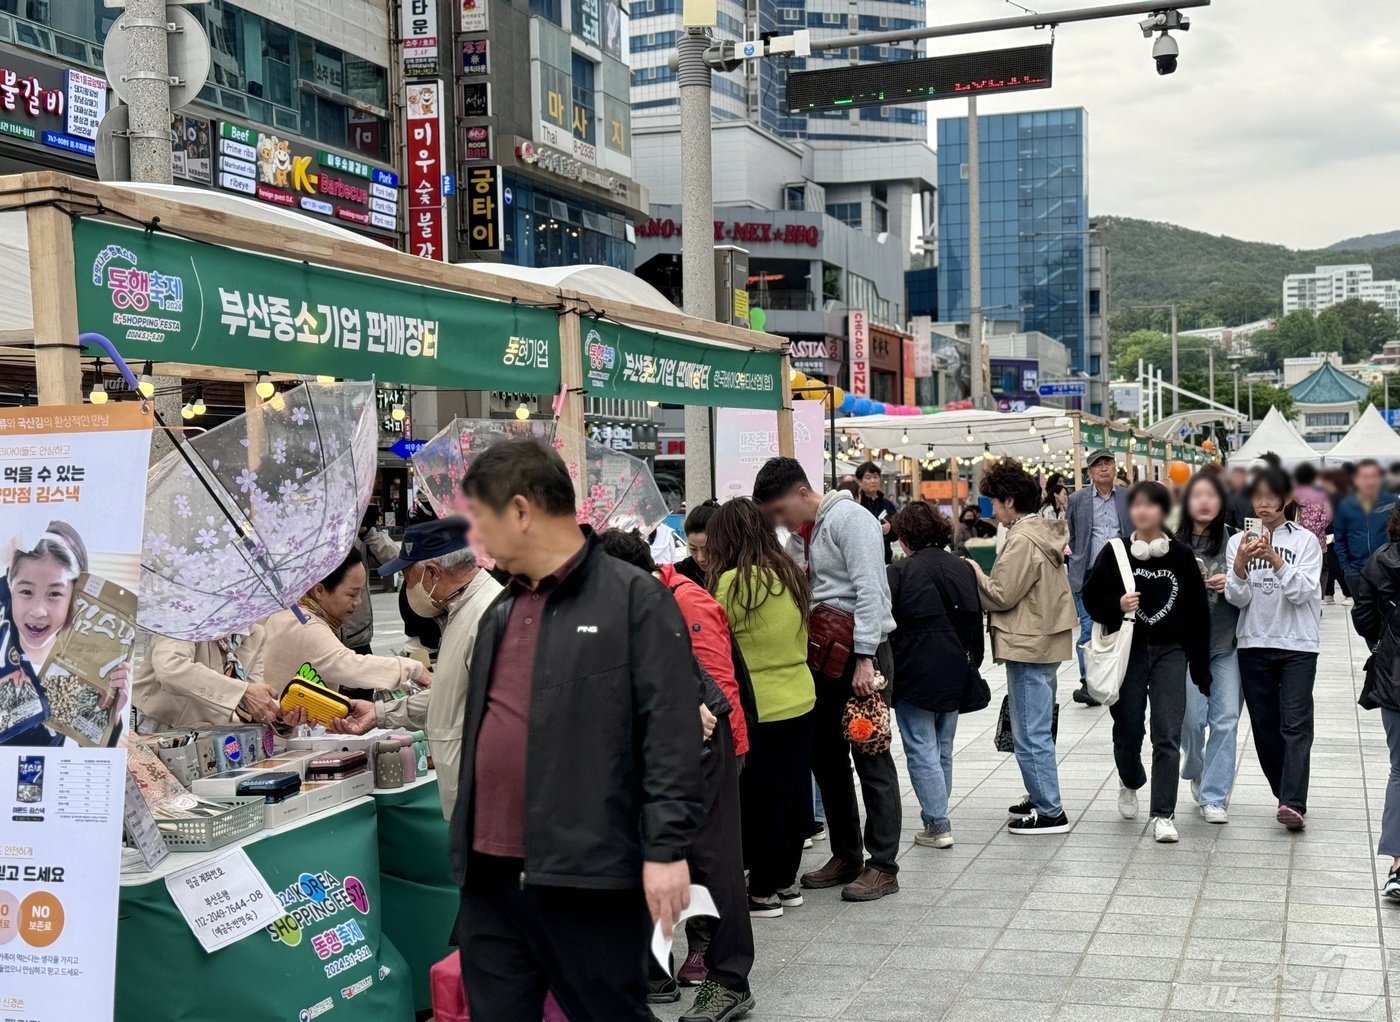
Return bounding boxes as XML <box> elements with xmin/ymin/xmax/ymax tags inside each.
<box><xmin>1329</xmin><ymin>230</ymin><xmax>1400</xmax><ymax>252</ymax></box>
<box><xmin>1095</xmin><ymin>216</ymin><xmax>1400</xmax><ymax>331</ymax></box>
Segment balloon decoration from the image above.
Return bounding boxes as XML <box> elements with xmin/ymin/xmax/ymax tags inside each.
<box><xmin>1168</xmin><ymin>460</ymin><xmax>1191</xmax><ymax>485</ymax></box>
<box><xmin>823</xmin><ymin>386</ymin><xmax>846</xmax><ymax>412</ymax></box>
<box><xmin>1201</xmin><ymin>438</ymin><xmax>1216</xmax><ymax>452</ymax></box>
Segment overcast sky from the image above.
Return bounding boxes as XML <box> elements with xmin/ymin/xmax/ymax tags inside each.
<box><xmin>922</xmin><ymin>0</ymin><xmax>1399</xmax><ymax>250</ymax></box>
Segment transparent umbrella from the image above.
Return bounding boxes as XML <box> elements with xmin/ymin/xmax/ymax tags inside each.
<box><xmin>140</xmin><ymin>381</ymin><xmax>378</xmax><ymax>640</ymax></box>
<box><xmin>411</xmin><ymin>418</ymin><xmax>669</xmax><ymax>534</ymax></box>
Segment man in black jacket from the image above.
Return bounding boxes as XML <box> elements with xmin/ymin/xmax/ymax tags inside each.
<box><xmin>856</xmin><ymin>460</ymin><xmax>899</xmax><ymax>564</ymax></box>
<box><xmin>451</xmin><ymin>438</ymin><xmax>704</xmax><ymax>1022</ymax></box>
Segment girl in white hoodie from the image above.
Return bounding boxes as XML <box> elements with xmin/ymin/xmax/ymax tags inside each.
<box><xmin>1224</xmin><ymin>466</ymin><xmax>1322</xmax><ymax>832</ymax></box>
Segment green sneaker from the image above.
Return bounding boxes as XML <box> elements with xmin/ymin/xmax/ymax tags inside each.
<box><xmin>678</xmin><ymin>980</ymin><xmax>755</xmax><ymax>1022</ymax></box>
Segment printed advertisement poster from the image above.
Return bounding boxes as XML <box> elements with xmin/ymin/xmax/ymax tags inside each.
<box><xmin>713</xmin><ymin>403</ymin><xmax>825</xmax><ymax>499</ymax></box>
<box><xmin>0</xmin><ymin>745</ymin><xmax>126</xmax><ymax>1022</ymax></box>
<box><xmin>0</xmin><ymin>404</ymin><xmax>152</xmax><ymax>749</ymax></box>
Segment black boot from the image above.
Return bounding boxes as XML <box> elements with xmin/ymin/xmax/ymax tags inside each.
<box><xmin>1072</xmin><ymin>680</ymin><xmax>1100</xmax><ymax>707</ymax></box>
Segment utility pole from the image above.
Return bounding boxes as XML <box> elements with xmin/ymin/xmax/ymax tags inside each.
<box><xmin>678</xmin><ymin>25</ymin><xmax>715</xmax><ymax>509</ymax></box>
<box><xmin>1208</xmin><ymin>345</ymin><xmax>1214</xmax><ymax>406</ymax></box>
<box><xmin>1169</xmin><ymin>302</ymin><xmax>1179</xmax><ymax>413</ymax></box>
<box><xmin>123</xmin><ymin>0</ymin><xmax>174</xmax><ymax>184</ymax></box>
<box><xmin>967</xmin><ymin>94</ymin><xmax>985</xmax><ymax>412</ymax></box>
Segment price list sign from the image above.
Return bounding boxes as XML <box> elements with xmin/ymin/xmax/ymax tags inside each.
<box><xmin>164</xmin><ymin>848</ymin><xmax>283</xmax><ymax>953</ymax></box>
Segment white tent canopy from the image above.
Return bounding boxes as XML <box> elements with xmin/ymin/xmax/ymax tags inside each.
<box><xmin>1325</xmin><ymin>405</ymin><xmax>1400</xmax><ymax>467</ymax></box>
<box><xmin>838</xmin><ymin>408</ymin><xmax>1080</xmax><ymax>465</ymax></box>
<box><xmin>1227</xmin><ymin>407</ymin><xmax>1318</xmax><ymax>468</ymax></box>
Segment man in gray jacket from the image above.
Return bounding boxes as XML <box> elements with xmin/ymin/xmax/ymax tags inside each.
<box><xmin>1065</xmin><ymin>449</ymin><xmax>1130</xmax><ymax>707</ymax></box>
<box><xmin>755</xmin><ymin>457</ymin><xmax>901</xmax><ymax>903</ymax></box>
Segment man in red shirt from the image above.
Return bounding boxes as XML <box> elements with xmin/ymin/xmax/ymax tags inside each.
<box><xmin>451</xmin><ymin>440</ymin><xmax>704</xmax><ymax>1022</ymax></box>
<box><xmin>599</xmin><ymin>529</ymin><xmax>754</xmax><ymax>1022</ymax></box>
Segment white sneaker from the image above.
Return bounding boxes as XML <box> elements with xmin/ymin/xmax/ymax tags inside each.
<box><xmin>1153</xmin><ymin>816</ymin><xmax>1179</xmax><ymax>843</ymax></box>
<box><xmin>1118</xmin><ymin>786</ymin><xmax>1139</xmax><ymax>820</ymax></box>
<box><xmin>1200</xmin><ymin>804</ymin><xmax>1229</xmax><ymax>824</ymax></box>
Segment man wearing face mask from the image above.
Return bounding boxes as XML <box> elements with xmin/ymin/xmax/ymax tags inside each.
<box><xmin>333</xmin><ymin>516</ymin><xmax>503</xmax><ymax>820</ymax></box>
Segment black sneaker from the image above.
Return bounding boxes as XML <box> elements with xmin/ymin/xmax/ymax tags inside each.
<box><xmin>1007</xmin><ymin>809</ymin><xmax>1071</xmax><ymax>835</ymax></box>
<box><xmin>776</xmin><ymin>885</ymin><xmax>804</xmax><ymax>908</ymax></box>
<box><xmin>1385</xmin><ymin>870</ymin><xmax>1400</xmax><ymax>903</ymax></box>
<box><xmin>648</xmin><ymin>977</ymin><xmax>681</xmax><ymax>1003</ymax></box>
<box><xmin>1007</xmin><ymin>795</ymin><xmax>1034</xmax><ymax>819</ymax></box>
<box><xmin>679</xmin><ymin>981</ymin><xmax>756</xmax><ymax>1022</ymax></box>
<box><xmin>748</xmin><ymin>895</ymin><xmax>783</xmax><ymax>918</ymax></box>
<box><xmin>1072</xmin><ymin>680</ymin><xmax>1101</xmax><ymax>707</ymax></box>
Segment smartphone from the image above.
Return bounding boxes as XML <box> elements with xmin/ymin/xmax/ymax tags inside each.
<box><xmin>1195</xmin><ymin>557</ymin><xmax>1208</xmax><ymax>578</ymax></box>
<box><xmin>1243</xmin><ymin>516</ymin><xmax>1262</xmax><ymax>539</ymax></box>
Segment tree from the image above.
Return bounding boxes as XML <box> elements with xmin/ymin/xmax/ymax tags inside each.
<box><xmin>1366</xmin><ymin>374</ymin><xmax>1400</xmax><ymax>413</ymax></box>
<box><xmin>1318</xmin><ymin>300</ymin><xmax>1399</xmax><ymax>363</ymax></box>
<box><xmin>1243</xmin><ymin>381</ymin><xmax>1295</xmax><ymax>421</ymax></box>
<box><xmin>1110</xmin><ymin>329</ymin><xmax>1172</xmax><ymax>380</ymax></box>
<box><xmin>1276</xmin><ymin>310</ymin><xmax>1324</xmax><ymax>357</ymax></box>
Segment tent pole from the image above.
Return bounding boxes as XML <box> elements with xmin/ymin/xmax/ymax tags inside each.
<box><xmin>558</xmin><ymin>305</ymin><xmax>587</xmax><ymax>506</ymax></box>
<box><xmin>777</xmin><ymin>357</ymin><xmax>795</xmax><ymax>460</ymax></box>
<box><xmin>1072</xmin><ymin>416</ymin><xmax>1083</xmax><ymax>492</ymax></box>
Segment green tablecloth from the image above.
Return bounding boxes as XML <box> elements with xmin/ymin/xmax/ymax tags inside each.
<box><xmin>373</xmin><ymin>777</ymin><xmax>456</xmax><ymax>1012</ymax></box>
<box><xmin>117</xmin><ymin>800</ymin><xmax>414</xmax><ymax>1022</ymax></box>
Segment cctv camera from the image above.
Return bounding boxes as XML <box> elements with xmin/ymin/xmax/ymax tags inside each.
<box><xmin>1152</xmin><ymin>32</ymin><xmax>1179</xmax><ymax>75</ymax></box>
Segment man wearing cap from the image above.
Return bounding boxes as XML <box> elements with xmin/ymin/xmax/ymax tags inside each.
<box><xmin>1066</xmin><ymin>449</ymin><xmax>1130</xmax><ymax>707</ymax></box>
<box><xmin>333</xmin><ymin>516</ymin><xmax>503</xmax><ymax>820</ymax></box>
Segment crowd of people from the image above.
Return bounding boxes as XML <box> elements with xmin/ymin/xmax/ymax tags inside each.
<box><xmin>127</xmin><ymin>434</ymin><xmax>1400</xmax><ymax>1022</ymax></box>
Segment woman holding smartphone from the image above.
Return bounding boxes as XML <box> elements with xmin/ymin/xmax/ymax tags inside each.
<box><xmin>1225</xmin><ymin>466</ymin><xmax>1323</xmax><ymax>832</ymax></box>
<box><xmin>1178</xmin><ymin>473</ymin><xmax>1242</xmax><ymax>823</ymax></box>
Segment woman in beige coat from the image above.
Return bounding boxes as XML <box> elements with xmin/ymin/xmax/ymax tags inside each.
<box><xmin>132</xmin><ymin>627</ymin><xmax>271</xmax><ymax>731</ymax></box>
<box><xmin>260</xmin><ymin>547</ymin><xmax>431</xmax><ymax>696</ymax></box>
<box><xmin>966</xmin><ymin>460</ymin><xmax>1077</xmax><ymax>836</ymax></box>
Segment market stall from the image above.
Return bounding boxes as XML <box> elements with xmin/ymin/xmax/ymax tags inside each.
<box><xmin>1325</xmin><ymin>404</ymin><xmax>1400</xmax><ymax>467</ymax></box>
<box><xmin>1227</xmin><ymin>407</ymin><xmax>1318</xmax><ymax>469</ymax></box>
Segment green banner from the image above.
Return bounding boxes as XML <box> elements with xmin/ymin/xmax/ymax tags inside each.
<box><xmin>73</xmin><ymin>219</ymin><xmax>561</xmax><ymax>392</ymax></box>
<box><xmin>1148</xmin><ymin>439</ymin><xmax>1169</xmax><ymax>462</ymax></box>
<box><xmin>582</xmin><ymin>319</ymin><xmax>783</xmax><ymax>410</ymax></box>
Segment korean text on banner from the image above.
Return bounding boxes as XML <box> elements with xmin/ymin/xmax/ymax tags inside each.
<box><xmin>581</xmin><ymin>321</ymin><xmax>783</xmax><ymax>411</ymax></box>
<box><xmin>71</xmin><ymin>220</ymin><xmax>561</xmax><ymax>394</ymax></box>
<box><xmin>0</xmin><ymin>403</ymin><xmax>151</xmax><ymax>748</ymax></box>
<box><xmin>714</xmin><ymin>402</ymin><xmax>825</xmax><ymax>497</ymax></box>
<box><xmin>164</xmin><ymin>847</ymin><xmax>284</xmax><ymax>953</ymax></box>
<box><xmin>0</xmin><ymin>746</ymin><xmax>126</xmax><ymax>1022</ymax></box>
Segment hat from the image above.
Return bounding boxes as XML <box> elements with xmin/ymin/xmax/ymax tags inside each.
<box><xmin>1086</xmin><ymin>448</ymin><xmax>1115</xmax><ymax>467</ymax></box>
<box><xmin>377</xmin><ymin>516</ymin><xmax>470</xmax><ymax>576</ymax></box>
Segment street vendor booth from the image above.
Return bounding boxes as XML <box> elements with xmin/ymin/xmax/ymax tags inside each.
<box><xmin>0</xmin><ymin>171</ymin><xmax>794</xmax><ymax>1021</ymax></box>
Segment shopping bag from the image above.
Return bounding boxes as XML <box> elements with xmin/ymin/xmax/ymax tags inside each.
<box><xmin>1080</xmin><ymin>538</ymin><xmax>1135</xmax><ymax>707</ymax></box>
<box><xmin>430</xmin><ymin>952</ymin><xmax>571</xmax><ymax>1021</ymax></box>
<box><xmin>993</xmin><ymin>695</ymin><xmax>1059</xmax><ymax>752</ymax></box>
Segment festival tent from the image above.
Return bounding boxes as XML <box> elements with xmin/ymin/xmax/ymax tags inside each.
<box><xmin>1325</xmin><ymin>404</ymin><xmax>1400</xmax><ymax>467</ymax></box>
<box><xmin>838</xmin><ymin>408</ymin><xmax>1080</xmax><ymax>462</ymax></box>
<box><xmin>1227</xmin><ymin>407</ymin><xmax>1318</xmax><ymax>468</ymax></box>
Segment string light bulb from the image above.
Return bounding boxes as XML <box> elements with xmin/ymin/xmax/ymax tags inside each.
<box><xmin>89</xmin><ymin>359</ymin><xmax>108</xmax><ymax>404</ymax></box>
<box><xmin>514</xmin><ymin>403</ymin><xmax>530</xmax><ymax>421</ymax></box>
<box><xmin>137</xmin><ymin>361</ymin><xmax>156</xmax><ymax>399</ymax></box>
<box><xmin>646</xmin><ymin>400</ymin><xmax>660</xmax><ymax>408</ymax></box>
<box><xmin>391</xmin><ymin>402</ymin><xmax>407</xmax><ymax>422</ymax></box>
<box><xmin>315</xmin><ymin>375</ymin><xmax>336</xmax><ymax>385</ymax></box>
<box><xmin>1042</xmin><ymin>439</ymin><xmax>1051</xmax><ymax>454</ymax></box>
<box><xmin>1028</xmin><ymin>422</ymin><xmax>1038</xmax><ymax>435</ymax></box>
<box><xmin>180</xmin><ymin>401</ymin><xmax>195</xmax><ymax>420</ymax></box>
<box><xmin>965</xmin><ymin>428</ymin><xmax>975</xmax><ymax>444</ymax></box>
<box><xmin>901</xmin><ymin>430</ymin><xmax>909</xmax><ymax>444</ymax></box>
<box><xmin>254</xmin><ymin>371</ymin><xmax>275</xmax><ymax>400</ymax></box>
<box><xmin>192</xmin><ymin>388</ymin><xmax>207</xmax><ymax>417</ymax></box>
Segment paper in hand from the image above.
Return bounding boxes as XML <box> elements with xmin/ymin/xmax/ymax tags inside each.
<box><xmin>651</xmin><ymin>884</ymin><xmax>719</xmax><ymax>970</ymax></box>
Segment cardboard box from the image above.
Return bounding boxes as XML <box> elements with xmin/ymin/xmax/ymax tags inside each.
<box><xmin>300</xmin><ymin>780</ymin><xmax>344</xmax><ymax>815</ymax></box>
<box><xmin>263</xmin><ymin>793</ymin><xmax>308</xmax><ymax>830</ymax></box>
<box><xmin>341</xmin><ymin>771</ymin><xmax>374</xmax><ymax>801</ymax></box>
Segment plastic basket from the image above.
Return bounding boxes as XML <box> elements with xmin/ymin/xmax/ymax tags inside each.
<box><xmin>158</xmin><ymin>796</ymin><xmax>266</xmax><ymax>852</ymax></box>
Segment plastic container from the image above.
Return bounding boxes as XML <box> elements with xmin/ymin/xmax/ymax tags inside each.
<box><xmin>158</xmin><ymin>797</ymin><xmax>266</xmax><ymax>852</ymax></box>
<box><xmin>394</xmin><ymin>734</ymin><xmax>417</xmax><ymax>779</ymax></box>
<box><xmin>410</xmin><ymin>730</ymin><xmax>428</xmax><ymax>775</ymax></box>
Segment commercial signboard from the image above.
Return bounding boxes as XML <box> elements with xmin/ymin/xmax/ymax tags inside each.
<box><xmin>714</xmin><ymin>402</ymin><xmax>825</xmax><ymax>499</ymax></box>
<box><xmin>461</xmin><ymin>39</ymin><xmax>489</xmax><ymax>76</ymax></box>
<box><xmin>991</xmin><ymin>357</ymin><xmax>1039</xmax><ymax>413</ymax></box>
<box><xmin>215</xmin><ymin>119</ymin><xmax>398</xmax><ymax>235</ymax></box>
<box><xmin>461</xmin><ymin>82</ymin><xmax>491</xmax><ymax>117</ymax></box>
<box><xmin>461</xmin><ymin>123</ymin><xmax>491</xmax><ymax>161</ymax></box>
<box><xmin>399</xmin><ymin>0</ymin><xmax>440</xmax><ymax>77</ymax></box>
<box><xmin>64</xmin><ymin>69</ymin><xmax>107</xmax><ymax>141</ymax></box>
<box><xmin>405</xmin><ymin>82</ymin><xmax>446</xmax><ymax>259</ymax></box>
<box><xmin>572</xmin><ymin>0</ymin><xmax>602</xmax><ymax>49</ymax></box>
<box><xmin>464</xmin><ymin>164</ymin><xmax>503</xmax><ymax>252</ymax></box>
<box><xmin>170</xmin><ymin>112</ymin><xmax>212</xmax><ymax>184</ymax></box>
<box><xmin>0</xmin><ymin>54</ymin><xmax>107</xmax><ymax>159</ymax></box>
<box><xmin>461</xmin><ymin>0</ymin><xmax>489</xmax><ymax>32</ymax></box>
<box><xmin>848</xmin><ymin>310</ymin><xmax>869</xmax><ymax>397</ymax></box>
<box><xmin>72</xmin><ymin>219</ymin><xmax>562</xmax><ymax>392</ymax></box>
<box><xmin>581</xmin><ymin>320</ymin><xmax>783</xmax><ymax>410</ymax></box>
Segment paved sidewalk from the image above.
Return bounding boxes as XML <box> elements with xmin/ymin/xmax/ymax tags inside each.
<box><xmin>655</xmin><ymin>601</ymin><xmax>1398</xmax><ymax>1022</ymax></box>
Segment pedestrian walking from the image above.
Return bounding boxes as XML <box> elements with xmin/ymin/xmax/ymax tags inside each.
<box><xmin>1177</xmin><ymin>472</ymin><xmax>1242</xmax><ymax>824</ymax></box>
<box><xmin>1066</xmin><ymin>449</ymin><xmax>1130</xmax><ymax>708</ymax></box>
<box><xmin>1321</xmin><ymin>468</ymin><xmax>1353</xmax><ymax>603</ymax></box>
<box><xmin>1335</xmin><ymin>459</ymin><xmax>1396</xmax><ymax>599</ymax></box>
<box><xmin>1040</xmin><ymin>473</ymin><xmax>1068</xmax><ymax>520</ymax></box>
<box><xmin>886</xmin><ymin>501</ymin><xmax>985</xmax><ymax>848</ymax></box>
<box><xmin>1351</xmin><ymin>504</ymin><xmax>1400</xmax><ymax>900</ymax></box>
<box><xmin>855</xmin><ymin>461</ymin><xmax>899</xmax><ymax>564</ymax></box>
<box><xmin>753</xmin><ymin>457</ymin><xmax>901</xmax><ymax>901</ymax></box>
<box><xmin>704</xmin><ymin>497</ymin><xmax>814</xmax><ymax>920</ymax></box>
<box><xmin>1293</xmin><ymin>463</ymin><xmax>1333</xmax><ymax>560</ymax></box>
<box><xmin>597</xmin><ymin>529</ymin><xmax>755</xmax><ymax>1022</ymax></box>
<box><xmin>964</xmin><ymin>460</ymin><xmax>1077</xmax><ymax>835</ymax></box>
<box><xmin>1225</xmin><ymin>466</ymin><xmax>1322</xmax><ymax>832</ymax></box>
<box><xmin>1082</xmin><ymin>481</ymin><xmax>1212</xmax><ymax>843</ymax></box>
<box><xmin>451</xmin><ymin>438</ymin><xmax>704</xmax><ymax>1022</ymax></box>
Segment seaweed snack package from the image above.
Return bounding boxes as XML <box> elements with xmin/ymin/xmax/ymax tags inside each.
<box><xmin>39</xmin><ymin>573</ymin><xmax>137</xmax><ymax>746</ymax></box>
<box><xmin>0</xmin><ymin>574</ymin><xmax>49</xmax><ymax>744</ymax></box>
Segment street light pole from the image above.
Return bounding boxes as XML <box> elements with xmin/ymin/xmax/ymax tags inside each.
<box><xmin>967</xmin><ymin>93</ymin><xmax>985</xmax><ymax>413</ymax></box>
<box><xmin>1170</xmin><ymin>302</ymin><xmax>1179</xmax><ymax>414</ymax></box>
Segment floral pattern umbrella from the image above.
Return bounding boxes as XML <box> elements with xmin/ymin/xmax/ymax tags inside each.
<box><xmin>411</xmin><ymin>417</ymin><xmax>670</xmax><ymax>535</ymax></box>
<box><xmin>140</xmin><ymin>381</ymin><xmax>378</xmax><ymax>640</ymax></box>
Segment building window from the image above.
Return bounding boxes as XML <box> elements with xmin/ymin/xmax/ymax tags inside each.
<box><xmin>1089</xmin><ymin>288</ymin><xmax>1101</xmax><ymax>315</ymax></box>
<box><xmin>571</xmin><ymin>54</ymin><xmax>596</xmax><ymax>145</ymax></box>
<box><xmin>531</xmin><ymin>0</ymin><xmax>564</xmax><ymax>24</ymax></box>
<box><xmin>872</xmin><ymin>202</ymin><xmax>888</xmax><ymax>234</ymax></box>
<box><xmin>827</xmin><ymin>201</ymin><xmax>861</xmax><ymax>228</ymax></box>
<box><xmin>1090</xmin><ymin>356</ymin><xmax>1101</xmax><ymax>375</ymax></box>
<box><xmin>1304</xmin><ymin>412</ymin><xmax>1350</xmax><ymax>427</ymax></box>
<box><xmin>784</xmin><ymin>185</ymin><xmax>806</xmax><ymax>211</ymax></box>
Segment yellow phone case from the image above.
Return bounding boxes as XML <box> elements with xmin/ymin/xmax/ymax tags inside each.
<box><xmin>278</xmin><ymin>679</ymin><xmax>352</xmax><ymax>727</ymax></box>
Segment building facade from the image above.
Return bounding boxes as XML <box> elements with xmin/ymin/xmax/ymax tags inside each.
<box><xmin>936</xmin><ymin>108</ymin><xmax>1100</xmax><ymax>414</ymax></box>
<box><xmin>627</xmin><ymin>0</ymin><xmax>927</xmax><ymax>144</ymax></box>
<box><xmin>1287</xmin><ymin>357</ymin><xmax>1371</xmax><ymax>449</ymax></box>
<box><xmin>1283</xmin><ymin>264</ymin><xmax>1375</xmax><ymax>314</ymax></box>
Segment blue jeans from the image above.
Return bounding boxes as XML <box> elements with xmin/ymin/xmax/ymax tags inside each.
<box><xmin>895</xmin><ymin>703</ymin><xmax>958</xmax><ymax>833</ymax></box>
<box><xmin>1074</xmin><ymin>591</ymin><xmax>1093</xmax><ymax>678</ymax></box>
<box><xmin>1005</xmin><ymin>661</ymin><xmax>1064</xmax><ymax>817</ymax></box>
<box><xmin>1180</xmin><ymin>650</ymin><xmax>1242</xmax><ymax>808</ymax></box>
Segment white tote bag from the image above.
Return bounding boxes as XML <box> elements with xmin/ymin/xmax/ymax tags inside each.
<box><xmin>1080</xmin><ymin>538</ymin><xmax>1135</xmax><ymax>707</ymax></box>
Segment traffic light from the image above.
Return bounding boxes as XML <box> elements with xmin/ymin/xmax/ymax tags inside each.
<box><xmin>786</xmin><ymin>43</ymin><xmax>1053</xmax><ymax>113</ymax></box>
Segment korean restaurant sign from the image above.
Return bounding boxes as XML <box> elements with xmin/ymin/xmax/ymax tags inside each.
<box><xmin>71</xmin><ymin>220</ymin><xmax>561</xmax><ymax>393</ymax></box>
<box><xmin>405</xmin><ymin>82</ymin><xmax>446</xmax><ymax>260</ymax></box>
<box><xmin>214</xmin><ymin>119</ymin><xmax>399</xmax><ymax>236</ymax></box>
<box><xmin>399</xmin><ymin>0</ymin><xmax>440</xmax><ymax>78</ymax></box>
<box><xmin>581</xmin><ymin>321</ymin><xmax>783</xmax><ymax>411</ymax></box>
<box><xmin>0</xmin><ymin>53</ymin><xmax>108</xmax><ymax>159</ymax></box>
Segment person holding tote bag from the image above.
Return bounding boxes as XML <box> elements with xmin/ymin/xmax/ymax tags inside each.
<box><xmin>964</xmin><ymin>461</ymin><xmax>1077</xmax><ymax>836</ymax></box>
<box><xmin>1082</xmin><ymin>481</ymin><xmax>1212</xmax><ymax>844</ymax></box>
<box><xmin>886</xmin><ymin>502</ymin><xmax>986</xmax><ymax>850</ymax></box>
